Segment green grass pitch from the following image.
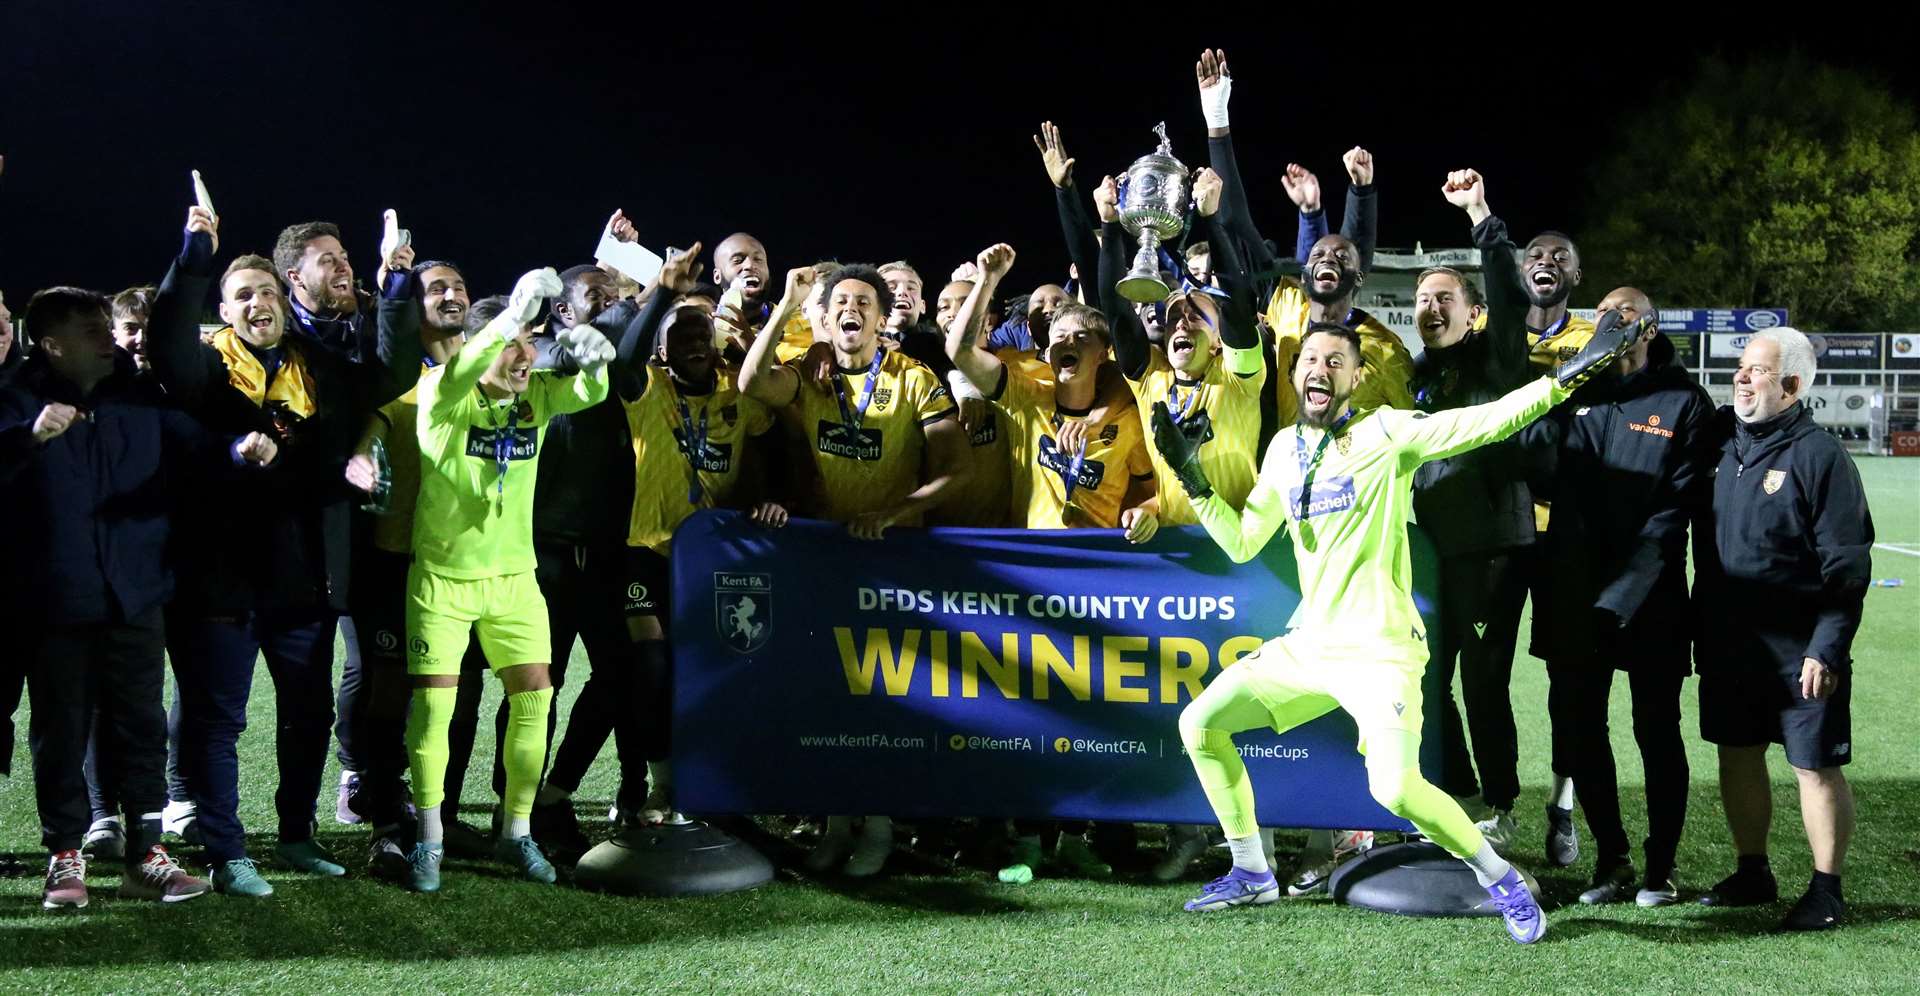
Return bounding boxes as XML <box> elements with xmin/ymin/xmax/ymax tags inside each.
<box><xmin>2</xmin><ymin>458</ymin><xmax>1915</xmax><ymax>994</ymax></box>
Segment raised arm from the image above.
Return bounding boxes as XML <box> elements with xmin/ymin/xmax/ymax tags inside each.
<box><xmin>610</xmin><ymin>241</ymin><xmax>702</xmax><ymax>401</ymax></box>
<box><xmin>1034</xmin><ymin>122</ymin><xmax>1101</xmax><ymax>295</ymax></box>
<box><xmin>945</xmin><ymin>244</ymin><xmax>1015</xmax><ymax>395</ymax></box>
<box><xmin>1339</xmin><ymin>147</ymin><xmax>1377</xmax><ymax>274</ymax></box>
<box><xmin>1197</xmin><ymin>49</ymin><xmax>1280</xmax><ymax>280</ymax></box>
<box><xmin>367</xmin><ymin>213</ymin><xmax>424</xmax><ymax>407</ymax></box>
<box><xmin>1195</xmin><ymin>172</ymin><xmax>1258</xmax><ymax>354</ymax></box>
<box><xmin>736</xmin><ymin>266</ymin><xmax>813</xmax><ymax>408</ymax></box>
<box><xmin>148</xmin><ymin>206</ymin><xmax>224</xmax><ymax>404</ymax></box>
<box><xmin>430</xmin><ymin>268</ymin><xmax>559</xmax><ymax>419</ymax></box>
<box><xmin>1093</xmin><ymin>172</ymin><xmax>1153</xmax><ymax>382</ymax></box>
<box><xmin>1192</xmin><ymin>442</ymin><xmax>1293</xmax><ymax>563</ymax></box>
<box><xmin>1393</xmin><ymin>315</ymin><xmax>1644</xmax><ymax>465</ymax></box>
<box><xmin>1442</xmin><ymin>170</ymin><xmax>1530</xmax><ymax>389</ymax></box>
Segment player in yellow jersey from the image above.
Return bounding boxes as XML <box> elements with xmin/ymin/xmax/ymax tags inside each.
<box><xmin>1266</xmin><ymin>231</ymin><xmax>1414</xmax><ymax>428</ymax></box>
<box><xmin>609</xmin><ymin>243</ymin><xmax>784</xmax><ymax>824</ymax></box>
<box><xmin>946</xmin><ymin>243</ymin><xmax>1158</xmax><ymax>541</ymax></box>
<box><xmin>947</xmin><ymin>242</ymin><xmax>1158</xmax><ymax>885</ymax></box>
<box><xmin>341</xmin><ymin>259</ymin><xmax>495</xmax><ymax>874</ymax></box>
<box><xmin>739</xmin><ymin>261</ymin><xmax>968</xmax><ymax>876</ymax></box>
<box><xmin>929</xmin><ymin>276</ymin><xmax>1014</xmax><ymax>526</ymax></box>
<box><xmin>1093</xmin><ymin>167</ymin><xmax>1264</xmax><ymax>526</ymax></box>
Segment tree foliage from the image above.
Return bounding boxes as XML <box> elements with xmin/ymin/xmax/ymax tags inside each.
<box><xmin>1582</xmin><ymin>54</ymin><xmax>1920</xmax><ymax>329</ymax></box>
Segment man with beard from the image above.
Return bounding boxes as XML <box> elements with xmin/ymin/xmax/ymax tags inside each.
<box><xmin>1157</xmin><ymin>315</ymin><xmax>1639</xmax><ymax>942</ymax></box>
<box><xmin>341</xmin><ymin>259</ymin><xmax>488</xmax><ymax>873</ymax></box>
<box><xmin>1532</xmin><ymin>287</ymin><xmax>1709</xmax><ymax>909</ymax></box>
<box><xmin>1098</xmin><ymin>167</ymin><xmax>1263</xmax><ymax>527</ymax></box>
<box><xmin>1693</xmin><ymin>328</ymin><xmax>1872</xmax><ymax>931</ymax></box>
<box><xmin>1405</xmin><ymin>171</ymin><xmax>1542</xmax><ymax>850</ymax></box>
<box><xmin>741</xmin><ymin>262</ymin><xmax>967</xmax><ymax>875</ymax></box>
<box><xmin>711</xmin><ymin>231</ymin><xmax>774</xmax><ymax>339</ymax></box>
<box><xmin>398</xmin><ymin>269</ymin><xmax>616</xmax><ymax>892</ymax></box>
<box><xmin>1490</xmin><ymin>220</ymin><xmax>1597</xmax><ymax>862</ymax></box>
<box><xmin>1267</xmin><ymin>233</ymin><xmax>1411</xmax><ymax>429</ymax></box>
<box><xmin>578</xmin><ymin>244</ymin><xmax>787</xmax><ymax>826</ymax></box>
<box><xmin>152</xmin><ymin>205</ymin><xmax>422</xmax><ymax>897</ymax></box>
<box><xmin>274</xmin><ymin>218</ymin><xmax>414</xmax><ymax>825</ymax></box>
<box><xmin>929</xmin><ymin>277</ymin><xmax>1013</xmax><ymax>528</ymax></box>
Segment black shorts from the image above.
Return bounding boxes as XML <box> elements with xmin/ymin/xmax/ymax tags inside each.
<box><xmin>625</xmin><ymin>548</ymin><xmax>671</xmax><ymax>627</ymax></box>
<box><xmin>1700</xmin><ymin>661</ymin><xmax>1852</xmax><ymax>770</ymax></box>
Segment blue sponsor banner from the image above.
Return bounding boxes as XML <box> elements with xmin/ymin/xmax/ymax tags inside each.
<box><xmin>1656</xmin><ymin>308</ymin><xmax>1788</xmax><ymax>334</ymax></box>
<box><xmin>672</xmin><ymin>511</ymin><xmax>1430</xmax><ymax>831</ymax></box>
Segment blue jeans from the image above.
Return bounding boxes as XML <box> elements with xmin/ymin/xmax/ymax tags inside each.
<box><xmin>174</xmin><ymin>611</ymin><xmax>337</xmax><ymax>864</ymax></box>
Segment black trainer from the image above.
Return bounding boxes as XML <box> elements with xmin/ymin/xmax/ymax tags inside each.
<box><xmin>1698</xmin><ymin>866</ymin><xmax>1779</xmax><ymax>907</ymax></box>
<box><xmin>367</xmin><ymin>828</ymin><xmax>411</xmax><ymax>883</ymax></box>
<box><xmin>1780</xmin><ymin>885</ymin><xmax>1845</xmax><ymax>931</ymax></box>
<box><xmin>1545</xmin><ymin>805</ymin><xmax>1579</xmax><ymax>868</ymax></box>
<box><xmin>531</xmin><ymin>800</ymin><xmax>591</xmax><ymax>866</ymax></box>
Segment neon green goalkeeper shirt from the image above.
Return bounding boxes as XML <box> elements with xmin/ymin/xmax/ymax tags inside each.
<box><xmin>413</xmin><ymin>314</ymin><xmax>609</xmax><ymax>580</ymax></box>
<box><xmin>1195</xmin><ymin>376</ymin><xmax>1568</xmax><ymax>657</ymax></box>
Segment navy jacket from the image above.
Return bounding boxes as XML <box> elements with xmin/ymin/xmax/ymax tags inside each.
<box><xmin>0</xmin><ymin>352</ymin><xmax>247</xmax><ymax>625</ymax></box>
<box><xmin>1692</xmin><ymin>402</ymin><xmax>1874</xmax><ymax>674</ymax></box>
<box><xmin>148</xmin><ymin>232</ymin><xmax>421</xmax><ymax>615</ymax></box>
<box><xmin>1410</xmin><ymin>215</ymin><xmax>1538</xmax><ymax>558</ymax></box>
<box><xmin>532</xmin><ymin>315</ymin><xmax>635</xmax><ymax>548</ymax></box>
<box><xmin>1529</xmin><ymin>341</ymin><xmax>1716</xmax><ymax>668</ymax></box>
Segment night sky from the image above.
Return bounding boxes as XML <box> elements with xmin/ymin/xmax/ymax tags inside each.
<box><xmin>4</xmin><ymin>3</ymin><xmax>1917</xmax><ymax>312</ymax></box>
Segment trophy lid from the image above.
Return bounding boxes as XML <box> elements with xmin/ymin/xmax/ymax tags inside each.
<box><xmin>1127</xmin><ymin>121</ymin><xmax>1188</xmax><ymax>177</ymax></box>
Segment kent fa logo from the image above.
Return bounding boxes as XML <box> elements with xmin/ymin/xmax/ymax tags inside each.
<box><xmin>714</xmin><ymin>572</ymin><xmax>773</xmax><ymax>654</ymax></box>
<box><xmin>1763</xmin><ymin>469</ymin><xmax>1786</xmax><ymax>495</ymax></box>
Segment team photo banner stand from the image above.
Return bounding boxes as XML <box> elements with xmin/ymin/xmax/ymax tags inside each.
<box><xmin>672</xmin><ymin>511</ymin><xmax>1431</xmax><ymax>831</ymax></box>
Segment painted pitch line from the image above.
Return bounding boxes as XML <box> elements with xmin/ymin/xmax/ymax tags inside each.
<box><xmin>1873</xmin><ymin>543</ymin><xmax>1920</xmax><ymax>557</ymax></box>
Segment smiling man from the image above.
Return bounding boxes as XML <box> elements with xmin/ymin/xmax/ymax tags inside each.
<box><xmin>1692</xmin><ymin>327</ymin><xmax>1873</xmax><ymax>931</ymax></box>
<box><xmin>1097</xmin><ymin>167</ymin><xmax>1264</xmax><ymax>528</ymax></box>
<box><xmin>1156</xmin><ymin>311</ymin><xmax>1641</xmax><ymax>943</ymax></box>
<box><xmin>152</xmin><ymin>205</ymin><xmax>421</xmax><ymax>898</ymax></box>
<box><xmin>399</xmin><ymin>267</ymin><xmax>616</xmax><ymax>892</ymax></box>
<box><xmin>741</xmin><ymin>260</ymin><xmax>967</xmax><ymax>877</ymax></box>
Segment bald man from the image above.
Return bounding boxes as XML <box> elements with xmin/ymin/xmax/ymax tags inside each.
<box><xmin>712</xmin><ymin>233</ymin><xmax>773</xmax><ymax>335</ymax></box>
<box><xmin>1529</xmin><ymin>287</ymin><xmax>1714</xmax><ymax>908</ymax></box>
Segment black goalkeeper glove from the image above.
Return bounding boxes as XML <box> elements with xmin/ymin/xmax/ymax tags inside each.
<box><xmin>1558</xmin><ymin>310</ymin><xmax>1654</xmax><ymax>390</ymax></box>
<box><xmin>1150</xmin><ymin>401</ymin><xmax>1213</xmax><ymax>500</ymax></box>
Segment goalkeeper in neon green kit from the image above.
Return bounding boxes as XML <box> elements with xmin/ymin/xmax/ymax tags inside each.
<box><xmin>400</xmin><ymin>267</ymin><xmax>616</xmax><ymax>892</ymax></box>
<box><xmin>1156</xmin><ymin>315</ymin><xmax>1642</xmax><ymax>943</ymax></box>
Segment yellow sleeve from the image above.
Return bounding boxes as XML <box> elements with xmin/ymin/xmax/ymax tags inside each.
<box><xmin>741</xmin><ymin>393</ymin><xmax>775</xmax><ymax>436</ymax></box>
<box><xmin>1357</xmin><ymin>337</ymin><xmax>1415</xmax><ymax>411</ymax></box>
<box><xmin>910</xmin><ymin>365</ymin><xmax>956</xmax><ymax>425</ymax></box>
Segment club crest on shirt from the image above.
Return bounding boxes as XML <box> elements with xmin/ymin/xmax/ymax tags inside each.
<box><xmin>1763</xmin><ymin>469</ymin><xmax>1786</xmax><ymax>495</ymax></box>
<box><xmin>1557</xmin><ymin>345</ymin><xmax>1579</xmax><ymax>363</ymax></box>
<box><xmin>714</xmin><ymin>572</ymin><xmax>772</xmax><ymax>654</ymax></box>
<box><xmin>1334</xmin><ymin>433</ymin><xmax>1352</xmax><ymax>456</ymax></box>
<box><xmin>872</xmin><ymin>386</ymin><xmax>893</xmax><ymax>411</ymax></box>
<box><xmin>1098</xmin><ymin>423</ymin><xmax>1119</xmax><ymax>444</ymax></box>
